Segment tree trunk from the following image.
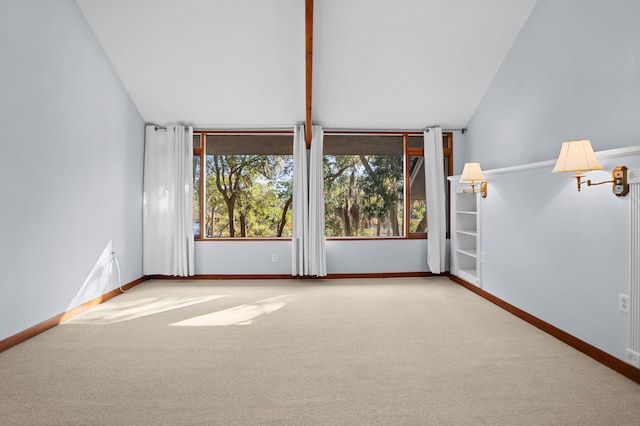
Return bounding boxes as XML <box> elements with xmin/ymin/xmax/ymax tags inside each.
<box><xmin>226</xmin><ymin>195</ymin><xmax>236</xmax><ymax>237</ymax></box>
<box><xmin>208</xmin><ymin>206</ymin><xmax>217</xmax><ymax>238</ymax></box>
<box><xmin>350</xmin><ymin>202</ymin><xmax>359</xmax><ymax>236</ymax></box>
<box><xmin>239</xmin><ymin>212</ymin><xmax>247</xmax><ymax>237</ymax></box>
<box><xmin>415</xmin><ymin>213</ymin><xmax>427</xmax><ymax>233</ymax></box>
<box><xmin>277</xmin><ymin>195</ymin><xmax>293</xmax><ymax>237</ymax></box>
<box><xmin>390</xmin><ymin>200</ymin><xmax>400</xmax><ymax>236</ymax></box>
<box><xmin>359</xmin><ymin>154</ymin><xmax>374</xmax><ymax>175</ymax></box>
<box><xmin>343</xmin><ymin>198</ymin><xmax>351</xmax><ymax>236</ymax></box>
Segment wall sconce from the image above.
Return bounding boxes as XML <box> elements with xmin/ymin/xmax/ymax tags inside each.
<box><xmin>552</xmin><ymin>139</ymin><xmax>629</xmax><ymax>196</ymax></box>
<box><xmin>460</xmin><ymin>162</ymin><xmax>487</xmax><ymax>198</ymax></box>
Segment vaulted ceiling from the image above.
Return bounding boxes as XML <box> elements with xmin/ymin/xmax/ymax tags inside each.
<box><xmin>76</xmin><ymin>0</ymin><xmax>537</xmax><ymax>129</ymax></box>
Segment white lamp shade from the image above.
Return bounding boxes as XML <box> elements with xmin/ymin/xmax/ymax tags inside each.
<box><xmin>552</xmin><ymin>139</ymin><xmax>603</xmax><ymax>173</ymax></box>
<box><xmin>460</xmin><ymin>162</ymin><xmax>486</xmax><ymax>182</ymax></box>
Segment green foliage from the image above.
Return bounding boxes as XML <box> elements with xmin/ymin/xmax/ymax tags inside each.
<box><xmin>203</xmin><ymin>154</ymin><xmax>293</xmax><ymax>238</ymax></box>
<box><xmin>323</xmin><ymin>154</ymin><xmax>404</xmax><ymax>237</ymax></box>
<box><xmin>409</xmin><ymin>199</ymin><xmax>427</xmax><ymax>233</ymax></box>
<box><xmin>198</xmin><ymin>150</ymin><xmax>407</xmax><ymax>239</ymax></box>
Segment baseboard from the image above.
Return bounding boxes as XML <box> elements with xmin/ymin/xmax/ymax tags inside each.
<box><xmin>449</xmin><ymin>274</ymin><xmax>640</xmax><ymax>384</ymax></box>
<box><xmin>148</xmin><ymin>274</ymin><xmax>294</xmax><ymax>280</ymax></box>
<box><xmin>324</xmin><ymin>271</ymin><xmax>437</xmax><ymax>279</ymax></box>
<box><xmin>148</xmin><ymin>271</ymin><xmax>438</xmax><ymax>280</ymax></box>
<box><xmin>0</xmin><ymin>276</ymin><xmax>146</xmax><ymax>353</ymax></box>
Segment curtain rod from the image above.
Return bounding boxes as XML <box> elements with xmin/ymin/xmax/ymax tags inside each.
<box><xmin>152</xmin><ymin>124</ymin><xmax>466</xmax><ymax>133</ymax></box>
<box><xmin>146</xmin><ymin>123</ymin><xmax>168</xmax><ymax>131</ymax></box>
<box><xmin>324</xmin><ymin>127</ymin><xmax>466</xmax><ymax>134</ymax></box>
<box><xmin>193</xmin><ymin>125</ymin><xmax>295</xmax><ymax>132</ymax></box>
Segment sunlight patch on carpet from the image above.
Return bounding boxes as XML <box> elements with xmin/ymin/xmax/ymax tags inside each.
<box><xmin>63</xmin><ymin>295</ymin><xmax>228</xmax><ymax>325</ymax></box>
<box><xmin>169</xmin><ymin>295</ymin><xmax>297</xmax><ymax>326</ymax></box>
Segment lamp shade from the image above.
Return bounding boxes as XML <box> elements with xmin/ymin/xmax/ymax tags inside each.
<box><xmin>552</xmin><ymin>139</ymin><xmax>603</xmax><ymax>173</ymax></box>
<box><xmin>460</xmin><ymin>162</ymin><xmax>486</xmax><ymax>182</ymax></box>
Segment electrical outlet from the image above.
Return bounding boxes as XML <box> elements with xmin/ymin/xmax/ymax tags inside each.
<box><xmin>271</xmin><ymin>254</ymin><xmax>277</xmax><ymax>262</ymax></box>
<box><xmin>480</xmin><ymin>252</ymin><xmax>485</xmax><ymax>263</ymax></box>
<box><xmin>626</xmin><ymin>349</ymin><xmax>640</xmax><ymax>368</ymax></box>
<box><xmin>619</xmin><ymin>294</ymin><xmax>630</xmax><ymax>313</ymax></box>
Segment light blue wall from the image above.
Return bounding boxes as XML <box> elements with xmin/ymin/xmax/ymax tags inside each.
<box><xmin>327</xmin><ymin>239</ymin><xmax>429</xmax><ymax>274</ymax></box>
<box><xmin>475</xmin><ymin>152</ymin><xmax>639</xmax><ymax>361</ymax></box>
<box><xmin>194</xmin><ymin>239</ymin><xmax>432</xmax><ymax>275</ymax></box>
<box><xmin>195</xmin><ymin>241</ymin><xmax>293</xmax><ymax>275</ymax></box>
<box><xmin>0</xmin><ymin>0</ymin><xmax>144</xmax><ymax>341</ymax></box>
<box><xmin>464</xmin><ymin>0</ymin><xmax>640</xmax><ymax>362</ymax></box>
<box><xmin>467</xmin><ymin>0</ymin><xmax>640</xmax><ymax>169</ymax></box>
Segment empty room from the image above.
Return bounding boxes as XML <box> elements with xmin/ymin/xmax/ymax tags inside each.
<box><xmin>1</xmin><ymin>0</ymin><xmax>640</xmax><ymax>425</ymax></box>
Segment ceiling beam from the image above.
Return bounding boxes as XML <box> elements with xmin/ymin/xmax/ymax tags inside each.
<box><xmin>305</xmin><ymin>0</ymin><xmax>313</xmax><ymax>148</ymax></box>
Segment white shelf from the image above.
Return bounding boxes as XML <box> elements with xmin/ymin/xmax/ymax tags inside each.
<box><xmin>458</xmin><ymin>267</ymin><xmax>477</xmax><ymax>277</ymax></box>
<box><xmin>456</xmin><ymin>249</ymin><xmax>477</xmax><ymax>258</ymax></box>
<box><xmin>451</xmin><ymin>188</ymin><xmax>481</xmax><ymax>288</ymax></box>
<box><xmin>457</xmin><ymin>268</ymin><xmax>479</xmax><ymax>285</ymax></box>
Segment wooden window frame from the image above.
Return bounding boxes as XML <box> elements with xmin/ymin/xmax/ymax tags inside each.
<box><xmin>323</xmin><ymin>131</ymin><xmax>453</xmax><ymax>241</ymax></box>
<box><xmin>193</xmin><ymin>130</ymin><xmax>294</xmax><ymax>241</ymax></box>
<box><xmin>193</xmin><ymin>130</ymin><xmax>453</xmax><ymax>241</ymax></box>
<box><xmin>404</xmin><ymin>132</ymin><xmax>453</xmax><ymax>239</ymax></box>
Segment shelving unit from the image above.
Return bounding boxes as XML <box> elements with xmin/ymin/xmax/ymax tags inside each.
<box><xmin>450</xmin><ymin>186</ymin><xmax>481</xmax><ymax>287</ymax></box>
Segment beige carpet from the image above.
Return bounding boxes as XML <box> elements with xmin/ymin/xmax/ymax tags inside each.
<box><xmin>1</xmin><ymin>277</ymin><xmax>639</xmax><ymax>425</ymax></box>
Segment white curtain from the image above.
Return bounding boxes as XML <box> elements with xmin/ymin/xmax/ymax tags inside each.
<box><xmin>143</xmin><ymin>124</ymin><xmax>194</xmax><ymax>276</ymax></box>
<box><xmin>308</xmin><ymin>125</ymin><xmax>327</xmax><ymax>276</ymax></box>
<box><xmin>292</xmin><ymin>125</ymin><xmax>309</xmax><ymax>275</ymax></box>
<box><xmin>291</xmin><ymin>125</ymin><xmax>327</xmax><ymax>276</ymax></box>
<box><xmin>424</xmin><ymin>126</ymin><xmax>446</xmax><ymax>274</ymax></box>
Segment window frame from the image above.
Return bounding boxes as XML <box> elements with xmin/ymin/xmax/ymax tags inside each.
<box><xmin>193</xmin><ymin>130</ymin><xmax>453</xmax><ymax>241</ymax></box>
<box><xmin>193</xmin><ymin>130</ymin><xmax>295</xmax><ymax>241</ymax></box>
<box><xmin>322</xmin><ymin>131</ymin><xmax>453</xmax><ymax>241</ymax></box>
<box><xmin>405</xmin><ymin>132</ymin><xmax>453</xmax><ymax>239</ymax></box>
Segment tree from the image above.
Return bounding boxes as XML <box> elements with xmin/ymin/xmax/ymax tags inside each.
<box><xmin>323</xmin><ymin>153</ymin><xmax>403</xmax><ymax>237</ymax></box>
<box><xmin>210</xmin><ymin>154</ymin><xmax>255</xmax><ymax>237</ymax></box>
<box><xmin>359</xmin><ymin>155</ymin><xmax>403</xmax><ymax>236</ymax></box>
<box><xmin>323</xmin><ymin>155</ymin><xmax>361</xmax><ymax>236</ymax></box>
<box><xmin>205</xmin><ymin>153</ymin><xmax>293</xmax><ymax>238</ymax></box>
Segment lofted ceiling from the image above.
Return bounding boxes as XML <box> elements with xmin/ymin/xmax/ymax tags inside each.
<box><xmin>76</xmin><ymin>0</ymin><xmax>537</xmax><ymax>129</ymax></box>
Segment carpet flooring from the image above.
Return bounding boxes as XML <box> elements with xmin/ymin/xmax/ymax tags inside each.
<box><xmin>1</xmin><ymin>277</ymin><xmax>639</xmax><ymax>425</ymax></box>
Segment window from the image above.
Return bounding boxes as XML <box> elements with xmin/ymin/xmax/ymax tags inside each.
<box><xmin>323</xmin><ymin>132</ymin><xmax>453</xmax><ymax>238</ymax></box>
<box><xmin>193</xmin><ymin>132</ymin><xmax>294</xmax><ymax>239</ymax></box>
<box><xmin>324</xmin><ymin>135</ymin><xmax>404</xmax><ymax>237</ymax></box>
<box><xmin>192</xmin><ymin>130</ymin><xmax>452</xmax><ymax>240</ymax></box>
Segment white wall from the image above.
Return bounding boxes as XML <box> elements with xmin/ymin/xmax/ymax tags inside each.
<box><xmin>464</xmin><ymin>0</ymin><xmax>640</xmax><ymax>362</ymax></box>
<box><xmin>478</xmin><ymin>153</ymin><xmax>639</xmax><ymax>360</ymax></box>
<box><xmin>195</xmin><ymin>239</ymin><xmax>433</xmax><ymax>275</ymax></box>
<box><xmin>327</xmin><ymin>239</ymin><xmax>429</xmax><ymax>274</ymax></box>
<box><xmin>195</xmin><ymin>241</ymin><xmax>293</xmax><ymax>275</ymax></box>
<box><xmin>468</xmin><ymin>0</ymin><xmax>640</xmax><ymax>169</ymax></box>
<box><xmin>0</xmin><ymin>0</ymin><xmax>144</xmax><ymax>341</ymax></box>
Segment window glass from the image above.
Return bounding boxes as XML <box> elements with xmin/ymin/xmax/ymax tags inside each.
<box><xmin>202</xmin><ymin>134</ymin><xmax>293</xmax><ymax>238</ymax></box>
<box><xmin>193</xmin><ymin>155</ymin><xmax>201</xmax><ymax>237</ymax></box>
<box><xmin>323</xmin><ymin>135</ymin><xmax>404</xmax><ymax>237</ymax></box>
<box><xmin>193</xmin><ymin>131</ymin><xmax>452</xmax><ymax>240</ymax></box>
<box><xmin>408</xmin><ymin>155</ymin><xmax>427</xmax><ymax>234</ymax></box>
